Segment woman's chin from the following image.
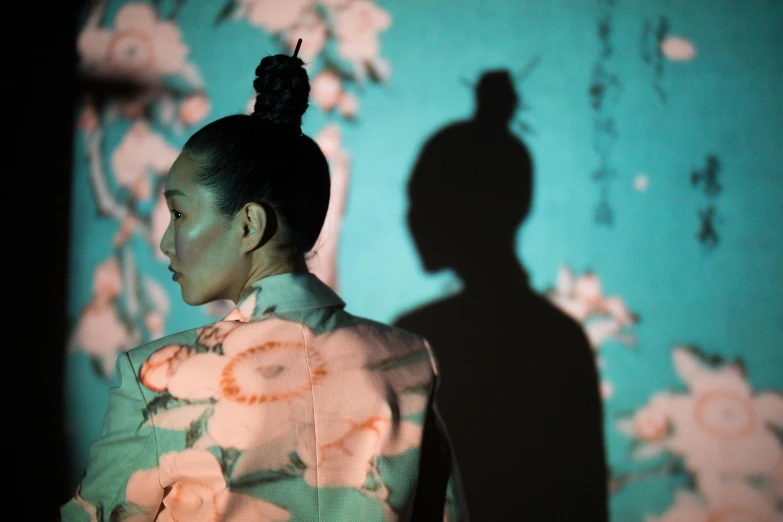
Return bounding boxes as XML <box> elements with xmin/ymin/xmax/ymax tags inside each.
<box><xmin>179</xmin><ymin>286</ymin><xmax>200</xmax><ymax>307</ymax></box>
<box><xmin>181</xmin><ymin>288</ymin><xmax>216</xmax><ymax>307</ymax></box>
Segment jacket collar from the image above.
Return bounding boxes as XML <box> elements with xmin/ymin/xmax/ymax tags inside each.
<box><xmin>224</xmin><ymin>271</ymin><xmax>345</xmax><ymax>322</ymax></box>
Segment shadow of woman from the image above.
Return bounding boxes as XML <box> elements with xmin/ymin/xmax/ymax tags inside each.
<box><xmin>394</xmin><ymin>70</ymin><xmax>608</xmax><ymax>521</ymax></box>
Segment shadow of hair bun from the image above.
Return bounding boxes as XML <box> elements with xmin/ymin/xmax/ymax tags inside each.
<box><xmin>252</xmin><ymin>54</ymin><xmax>310</xmax><ymax>129</ymax></box>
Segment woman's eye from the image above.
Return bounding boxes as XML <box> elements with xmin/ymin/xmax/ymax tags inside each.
<box><xmin>171</xmin><ymin>210</ymin><xmax>183</xmax><ymax>220</ymax></box>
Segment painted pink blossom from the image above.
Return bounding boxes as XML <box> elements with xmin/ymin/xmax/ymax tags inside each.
<box><xmin>547</xmin><ymin>265</ymin><xmax>638</xmax><ymax>349</ymax></box>
<box><xmin>338</xmin><ymin>91</ymin><xmax>359</xmax><ymax>118</ymax></box>
<box><xmin>113</xmin><ymin>215</ymin><xmax>136</xmax><ymax>247</ymax></box>
<box><xmin>772</xmin><ymin>457</ymin><xmax>783</xmax><ymax>500</ymax></box>
<box><xmin>647</xmin><ymin>479</ymin><xmax>783</xmax><ymax>522</ymax></box>
<box><xmin>600</xmin><ymin>380</ymin><xmax>614</xmax><ymax>400</ymax></box>
<box><xmin>619</xmin><ymin>347</ymin><xmax>783</xmax><ymax>478</ymax></box>
<box><xmin>143</xmin><ymin>311</ymin><xmax>164</xmax><ymax>338</ymax></box>
<box><xmin>142</xmin><ymin>276</ymin><xmax>169</xmax><ymax>338</ymax></box>
<box><xmin>661</xmin><ymin>36</ymin><xmax>697</xmax><ymax>61</ymax></box>
<box><xmin>286</xmin><ymin>10</ymin><xmax>328</xmax><ymax>61</ymax></box>
<box><xmin>77</xmin><ymin>2</ymin><xmax>189</xmax><ymax>84</ymax></box>
<box><xmin>319</xmin><ymin>0</ymin><xmax>351</xmax><ymax>7</ymax></box>
<box><xmin>178</xmin><ymin>93</ymin><xmax>211</xmax><ymax>126</ymax></box>
<box><xmin>308</xmin><ymin>124</ymin><xmax>351</xmax><ymax>290</ymax></box>
<box><xmin>150</xmin><ymin>191</ymin><xmax>170</xmax><ymax>261</ymax></box>
<box><xmin>118</xmin><ymin>95</ymin><xmax>153</xmax><ymax>120</ymax></box>
<box><xmin>311</xmin><ymin>70</ymin><xmax>343</xmax><ymax>111</ymax></box>
<box><xmin>126</xmin><ymin>450</ymin><xmax>291</xmax><ymax>521</ymax></box>
<box><xmin>73</xmin><ymin>301</ymin><xmax>131</xmax><ymax>376</ymax></box>
<box><xmin>308</xmin><ymin>150</ymin><xmax>350</xmax><ymax>290</ymax></box>
<box><xmin>93</xmin><ymin>257</ymin><xmax>122</xmax><ymax>303</ymax></box>
<box><xmin>313</xmin><ymin>123</ymin><xmax>343</xmax><ymax>160</ymax></box>
<box><xmin>111</xmin><ymin>121</ymin><xmax>180</xmax><ymax>201</ymax></box>
<box><xmin>78</xmin><ymin>103</ymin><xmax>99</xmax><ymax>133</ymax></box>
<box><xmin>631</xmin><ymin>406</ymin><xmax>670</xmax><ymax>444</ymax></box>
<box><xmin>238</xmin><ymin>0</ymin><xmax>312</xmax><ymax>34</ymax></box>
<box><xmin>333</xmin><ymin>0</ymin><xmax>391</xmax><ymax>63</ymax></box>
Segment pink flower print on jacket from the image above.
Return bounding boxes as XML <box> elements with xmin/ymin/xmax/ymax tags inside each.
<box><xmin>77</xmin><ymin>2</ymin><xmax>190</xmax><ymax>84</ymax></box>
<box><xmin>139</xmin><ymin>344</ymin><xmax>191</xmax><ymax>392</ymax></box>
<box><xmin>111</xmin><ymin>121</ymin><xmax>180</xmax><ymax>202</ymax></box>
<box><xmin>140</xmin><ymin>317</ymin><xmax>429</xmax><ymax>489</ymax></box>
<box><xmin>618</xmin><ymin>346</ymin><xmax>783</xmax><ymax>479</ymax></box>
<box><xmin>141</xmin><ymin>319</ymin><xmax>320</xmax><ymax>451</ymax></box>
<box><xmin>125</xmin><ymin>450</ymin><xmax>291</xmax><ymax>521</ymax></box>
<box><xmin>296</xmin><ymin>393</ymin><xmax>422</xmax><ymax>488</ymax></box>
<box><xmin>195</xmin><ymin>320</ymin><xmax>244</xmax><ymax>349</ymax></box>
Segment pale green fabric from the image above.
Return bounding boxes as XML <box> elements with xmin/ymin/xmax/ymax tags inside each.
<box><xmin>62</xmin><ymin>273</ymin><xmax>465</xmax><ymax>521</ymax></box>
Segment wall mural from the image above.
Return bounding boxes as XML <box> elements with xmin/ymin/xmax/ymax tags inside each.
<box><xmin>65</xmin><ymin>1</ymin><xmax>783</xmax><ymax>520</ymax></box>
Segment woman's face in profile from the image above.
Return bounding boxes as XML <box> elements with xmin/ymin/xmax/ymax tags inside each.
<box><xmin>160</xmin><ymin>153</ymin><xmax>244</xmax><ymax>306</ymax></box>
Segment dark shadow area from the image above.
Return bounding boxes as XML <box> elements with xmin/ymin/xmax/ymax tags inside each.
<box><xmin>9</xmin><ymin>0</ymin><xmax>82</xmax><ymax>519</ymax></box>
<box><xmin>394</xmin><ymin>70</ymin><xmax>608</xmax><ymax>521</ymax></box>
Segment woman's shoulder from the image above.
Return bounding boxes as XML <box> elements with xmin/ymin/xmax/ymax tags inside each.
<box><xmin>328</xmin><ymin>311</ymin><xmax>427</xmax><ymax>343</ymax></box>
<box><xmin>325</xmin><ymin>312</ymin><xmax>435</xmax><ymax>368</ymax></box>
<box><xmin>123</xmin><ymin>324</ymin><xmax>203</xmax><ymax>367</ymax></box>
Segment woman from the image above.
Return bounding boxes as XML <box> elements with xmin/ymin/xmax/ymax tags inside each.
<box><xmin>61</xmin><ymin>45</ymin><xmax>465</xmax><ymax>522</ymax></box>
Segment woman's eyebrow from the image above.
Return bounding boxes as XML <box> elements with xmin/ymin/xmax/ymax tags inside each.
<box><xmin>164</xmin><ymin>189</ymin><xmax>186</xmax><ymax>199</ymax></box>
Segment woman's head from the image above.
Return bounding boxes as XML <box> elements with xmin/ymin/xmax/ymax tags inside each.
<box><xmin>160</xmin><ymin>53</ymin><xmax>330</xmax><ymax>306</ymax></box>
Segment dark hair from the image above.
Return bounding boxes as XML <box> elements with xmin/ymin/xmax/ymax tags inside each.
<box><xmin>182</xmin><ymin>54</ymin><xmax>330</xmax><ymax>257</ymax></box>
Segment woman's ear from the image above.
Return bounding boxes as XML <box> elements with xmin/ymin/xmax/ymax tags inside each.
<box><xmin>240</xmin><ymin>202</ymin><xmax>277</xmax><ymax>252</ymax></box>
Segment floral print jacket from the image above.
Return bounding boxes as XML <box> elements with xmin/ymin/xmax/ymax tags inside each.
<box><xmin>61</xmin><ymin>272</ymin><xmax>465</xmax><ymax>521</ymax></box>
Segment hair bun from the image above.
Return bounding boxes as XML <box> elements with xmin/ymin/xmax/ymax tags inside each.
<box><xmin>252</xmin><ymin>54</ymin><xmax>310</xmax><ymax>130</ymax></box>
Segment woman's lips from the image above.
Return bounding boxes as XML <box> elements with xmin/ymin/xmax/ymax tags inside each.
<box><xmin>169</xmin><ymin>265</ymin><xmax>182</xmax><ymax>281</ymax></box>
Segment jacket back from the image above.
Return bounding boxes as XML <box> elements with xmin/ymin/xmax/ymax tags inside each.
<box><xmin>61</xmin><ymin>273</ymin><xmax>465</xmax><ymax>522</ymax></box>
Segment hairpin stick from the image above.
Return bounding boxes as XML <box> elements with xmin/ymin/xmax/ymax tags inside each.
<box><xmin>292</xmin><ymin>38</ymin><xmax>302</xmax><ymax>58</ymax></box>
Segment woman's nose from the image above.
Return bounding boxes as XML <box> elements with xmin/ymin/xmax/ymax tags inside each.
<box><xmin>160</xmin><ymin>223</ymin><xmax>174</xmax><ymax>257</ymax></box>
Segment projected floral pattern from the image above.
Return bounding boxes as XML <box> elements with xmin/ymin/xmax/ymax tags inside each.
<box><xmin>70</xmin><ymin>0</ymin><xmax>393</xmax><ymax>377</ymax></box>
<box><xmin>546</xmin><ymin>264</ymin><xmax>640</xmax><ymax>399</ymax></box>
<box><xmin>67</xmin><ymin>295</ymin><xmax>435</xmax><ymax>520</ymax></box>
<box><xmin>614</xmin><ymin>346</ymin><xmax>783</xmax><ymax>520</ymax></box>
